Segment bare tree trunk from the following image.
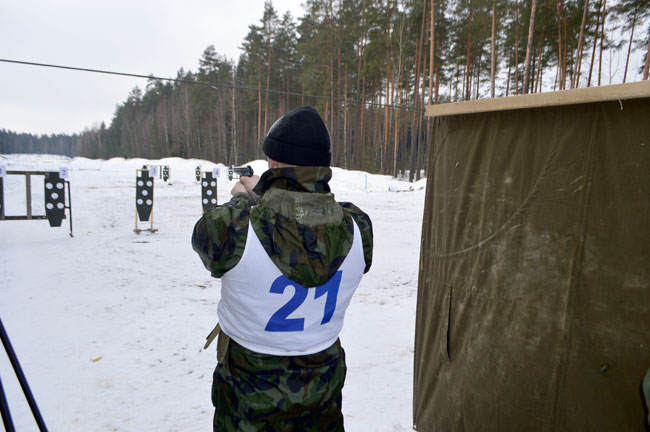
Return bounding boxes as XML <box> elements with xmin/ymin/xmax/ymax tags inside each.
<box><xmin>360</xmin><ymin>77</ymin><xmax>366</xmax><ymax>170</ymax></box>
<box><xmin>217</xmin><ymin>95</ymin><xmax>225</xmax><ymax>161</ymax></box>
<box><xmin>356</xmin><ymin>12</ymin><xmax>366</xmax><ymax>169</ymax></box>
<box><xmin>468</xmin><ymin>64</ymin><xmax>473</xmax><ymax>100</ymax></box>
<box><xmin>435</xmin><ymin>39</ymin><xmax>441</xmax><ymax>103</ymax></box>
<box><xmin>523</xmin><ymin>0</ymin><xmax>538</xmax><ymax>94</ymax></box>
<box><xmin>491</xmin><ymin>0</ymin><xmax>497</xmax><ymax>98</ymax></box>
<box><xmin>587</xmin><ymin>0</ymin><xmax>602</xmax><ymax>87</ymax></box>
<box><xmin>170</xmin><ymin>92</ymin><xmax>178</xmax><ymax>156</ymax></box>
<box><xmin>563</xmin><ymin>21</ymin><xmax>569</xmax><ymax>88</ymax></box>
<box><xmin>183</xmin><ymin>85</ymin><xmax>192</xmax><ymax>158</ymax></box>
<box><xmin>418</xmin><ymin>41</ymin><xmax>428</xmax><ymax>180</ymax></box>
<box><xmin>598</xmin><ymin>0</ymin><xmax>606</xmax><ymax>86</ymax></box>
<box><xmin>334</xmin><ymin>44</ymin><xmax>341</xmax><ymax>167</ymax></box>
<box><xmin>573</xmin><ymin>0</ymin><xmax>590</xmax><ymax>88</ymax></box>
<box><xmin>257</xmin><ymin>77</ymin><xmax>262</xmax><ymax>144</ymax></box>
<box><xmin>206</xmin><ymin>102</ymin><xmax>212</xmax><ymax>159</ymax></box>
<box><xmin>392</xmin><ymin>101</ymin><xmax>401</xmax><ymax>178</ymax></box>
<box><xmin>383</xmin><ymin>0</ymin><xmax>391</xmax><ymax>174</ymax></box>
<box><xmin>623</xmin><ymin>8</ymin><xmax>638</xmax><ymax>83</ymax></box>
<box><xmin>429</xmin><ymin>0</ymin><xmax>436</xmax><ymax>104</ymax></box>
<box><xmin>535</xmin><ymin>40</ymin><xmax>544</xmax><ymax>92</ymax></box>
<box><xmin>244</xmin><ymin>119</ymin><xmax>249</xmax><ymax>161</ymax></box>
<box><xmin>400</xmin><ymin>114</ymin><xmax>408</xmax><ymax>176</ymax></box>
<box><xmin>425</xmin><ymin>111</ymin><xmax>432</xmax><ymax>177</ymax></box>
<box><xmin>330</xmin><ymin>45</ymin><xmax>339</xmax><ymax>163</ymax></box>
<box><xmin>230</xmin><ymin>72</ymin><xmax>237</xmax><ymax>165</ymax></box>
<box><xmin>334</xmin><ymin>4</ymin><xmax>342</xmax><ymax>167</ymax></box>
<box><xmin>454</xmin><ymin>64</ymin><xmax>460</xmax><ymax>101</ymax></box>
<box><xmin>506</xmin><ymin>50</ymin><xmax>512</xmax><ymax>95</ymax></box>
<box><xmin>515</xmin><ymin>0</ymin><xmax>520</xmax><ymax>94</ymax></box>
<box><xmin>162</xmin><ymin>101</ymin><xmax>169</xmax><ymax>152</ymax></box>
<box><xmin>643</xmin><ymin>27</ymin><xmax>650</xmax><ymax>80</ymax></box>
<box><xmin>386</xmin><ymin>67</ymin><xmax>393</xmax><ymax>174</ymax></box>
<box><xmin>343</xmin><ymin>64</ymin><xmax>348</xmax><ymax>169</ymax></box>
<box><xmin>264</xmin><ymin>37</ymin><xmax>272</xmax><ymax>137</ymax></box>
<box><xmin>376</xmin><ymin>95</ymin><xmax>383</xmax><ymax>173</ymax></box>
<box><xmin>474</xmin><ymin>53</ymin><xmax>481</xmax><ymax>99</ymax></box>
<box><xmin>464</xmin><ymin>7</ymin><xmax>473</xmax><ymax>101</ymax></box>
<box><xmin>391</xmin><ymin>61</ymin><xmax>400</xmax><ymax>178</ymax></box>
<box><xmin>557</xmin><ymin>0</ymin><xmax>564</xmax><ymax>89</ymax></box>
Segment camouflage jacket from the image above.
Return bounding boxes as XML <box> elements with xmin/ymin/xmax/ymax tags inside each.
<box><xmin>193</xmin><ymin>167</ymin><xmax>372</xmax><ymax>430</ymax></box>
<box><xmin>192</xmin><ymin>166</ymin><xmax>373</xmax><ymax>288</ymax></box>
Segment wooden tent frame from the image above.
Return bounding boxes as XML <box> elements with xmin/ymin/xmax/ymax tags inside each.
<box><xmin>426</xmin><ymin>81</ymin><xmax>650</xmax><ymax>118</ymax></box>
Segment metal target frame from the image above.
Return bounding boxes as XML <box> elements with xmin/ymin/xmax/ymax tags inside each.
<box><xmin>0</xmin><ymin>170</ymin><xmax>73</xmax><ymax>237</ymax></box>
<box><xmin>134</xmin><ymin>168</ymin><xmax>158</xmax><ymax>234</ymax></box>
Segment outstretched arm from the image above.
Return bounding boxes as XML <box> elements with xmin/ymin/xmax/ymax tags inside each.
<box><xmin>191</xmin><ymin>193</ymin><xmax>254</xmax><ymax>278</ymax></box>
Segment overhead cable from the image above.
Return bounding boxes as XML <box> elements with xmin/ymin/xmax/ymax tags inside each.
<box><xmin>0</xmin><ymin>58</ymin><xmax>425</xmax><ymax>112</ymax></box>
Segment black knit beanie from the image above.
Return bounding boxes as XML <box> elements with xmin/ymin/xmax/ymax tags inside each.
<box><xmin>262</xmin><ymin>106</ymin><xmax>331</xmax><ymax>167</ymax></box>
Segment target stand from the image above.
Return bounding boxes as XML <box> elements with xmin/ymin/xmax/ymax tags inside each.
<box><xmin>0</xmin><ymin>169</ymin><xmax>74</xmax><ymax>237</ymax></box>
<box><xmin>134</xmin><ymin>168</ymin><xmax>158</xmax><ymax>234</ymax></box>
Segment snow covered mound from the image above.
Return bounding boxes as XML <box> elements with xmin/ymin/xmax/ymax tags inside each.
<box><xmin>0</xmin><ymin>154</ymin><xmax>425</xmax><ymax>431</ymax></box>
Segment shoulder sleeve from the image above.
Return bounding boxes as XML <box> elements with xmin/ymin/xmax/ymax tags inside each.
<box><xmin>191</xmin><ymin>193</ymin><xmax>253</xmax><ymax>278</ymax></box>
<box><xmin>340</xmin><ymin>202</ymin><xmax>373</xmax><ymax>273</ymax></box>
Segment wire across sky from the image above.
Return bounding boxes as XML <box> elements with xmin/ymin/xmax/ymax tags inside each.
<box><xmin>0</xmin><ymin>58</ymin><xmax>425</xmax><ymax>112</ymax></box>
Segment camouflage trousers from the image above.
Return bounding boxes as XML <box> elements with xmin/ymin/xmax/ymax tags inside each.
<box><xmin>212</xmin><ymin>338</ymin><xmax>347</xmax><ymax>431</ymax></box>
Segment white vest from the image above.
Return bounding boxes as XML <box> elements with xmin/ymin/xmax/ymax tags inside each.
<box><xmin>219</xmin><ymin>219</ymin><xmax>365</xmax><ymax>356</ymax></box>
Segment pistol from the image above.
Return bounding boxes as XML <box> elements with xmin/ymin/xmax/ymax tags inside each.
<box><xmin>228</xmin><ymin>165</ymin><xmax>254</xmax><ymax>181</ymax></box>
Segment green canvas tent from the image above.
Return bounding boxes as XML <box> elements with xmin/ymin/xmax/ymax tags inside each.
<box><xmin>414</xmin><ymin>81</ymin><xmax>650</xmax><ymax>431</ymax></box>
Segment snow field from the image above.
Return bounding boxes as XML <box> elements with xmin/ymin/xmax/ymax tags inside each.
<box><xmin>0</xmin><ymin>154</ymin><xmax>425</xmax><ymax>431</ymax></box>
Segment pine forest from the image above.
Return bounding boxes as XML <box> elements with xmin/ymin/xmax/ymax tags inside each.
<box><xmin>2</xmin><ymin>0</ymin><xmax>649</xmax><ymax>180</ymax></box>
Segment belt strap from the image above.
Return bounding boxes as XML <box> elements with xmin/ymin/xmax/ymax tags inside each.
<box><xmin>204</xmin><ymin>323</ymin><xmax>230</xmax><ymax>364</ymax></box>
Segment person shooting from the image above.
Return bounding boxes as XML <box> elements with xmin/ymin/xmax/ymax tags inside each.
<box><xmin>192</xmin><ymin>106</ymin><xmax>373</xmax><ymax>431</ymax></box>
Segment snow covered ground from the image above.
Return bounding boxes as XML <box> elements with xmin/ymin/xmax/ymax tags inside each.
<box><xmin>0</xmin><ymin>153</ymin><xmax>426</xmax><ymax>431</ymax></box>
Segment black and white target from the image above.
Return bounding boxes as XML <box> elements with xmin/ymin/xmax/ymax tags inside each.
<box><xmin>44</xmin><ymin>172</ymin><xmax>66</xmax><ymax>227</ymax></box>
<box><xmin>136</xmin><ymin>171</ymin><xmax>154</xmax><ymax>221</ymax></box>
<box><xmin>201</xmin><ymin>172</ymin><xmax>218</xmax><ymax>212</ymax></box>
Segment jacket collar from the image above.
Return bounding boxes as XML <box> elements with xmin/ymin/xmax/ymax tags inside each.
<box><xmin>253</xmin><ymin>166</ymin><xmax>332</xmax><ymax>195</ymax></box>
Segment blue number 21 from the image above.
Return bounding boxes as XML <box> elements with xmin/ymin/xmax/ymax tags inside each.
<box><xmin>265</xmin><ymin>272</ymin><xmax>342</xmax><ymax>332</ymax></box>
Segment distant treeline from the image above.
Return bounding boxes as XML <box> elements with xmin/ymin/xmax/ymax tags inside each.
<box><xmin>2</xmin><ymin>0</ymin><xmax>648</xmax><ymax>180</ymax></box>
<box><xmin>0</xmin><ymin>130</ymin><xmax>79</xmax><ymax>157</ymax></box>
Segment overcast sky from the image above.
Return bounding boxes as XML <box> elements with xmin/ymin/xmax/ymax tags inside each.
<box><xmin>0</xmin><ymin>0</ymin><xmax>305</xmax><ymax>136</ymax></box>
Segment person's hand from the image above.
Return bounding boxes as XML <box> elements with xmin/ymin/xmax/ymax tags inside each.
<box><xmin>238</xmin><ymin>175</ymin><xmax>260</xmax><ymax>200</ymax></box>
<box><xmin>231</xmin><ymin>182</ymin><xmax>247</xmax><ymax>196</ymax></box>
<box><xmin>239</xmin><ymin>175</ymin><xmax>260</xmax><ymax>194</ymax></box>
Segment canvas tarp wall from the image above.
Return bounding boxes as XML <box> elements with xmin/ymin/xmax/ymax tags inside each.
<box><xmin>414</xmin><ymin>85</ymin><xmax>650</xmax><ymax>431</ymax></box>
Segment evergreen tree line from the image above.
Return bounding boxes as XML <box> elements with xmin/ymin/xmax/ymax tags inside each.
<box><xmin>0</xmin><ymin>129</ymin><xmax>79</xmax><ymax>156</ymax></box>
<box><xmin>2</xmin><ymin>0</ymin><xmax>648</xmax><ymax>180</ymax></box>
